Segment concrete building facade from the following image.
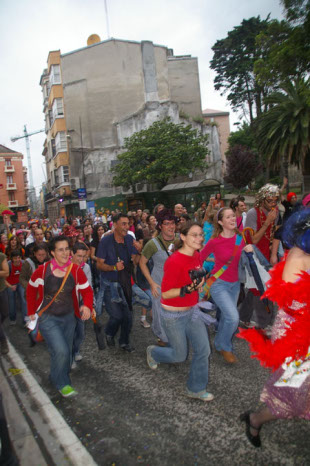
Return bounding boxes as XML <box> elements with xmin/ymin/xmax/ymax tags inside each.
<box><xmin>203</xmin><ymin>108</ymin><xmax>230</xmax><ymax>177</ymax></box>
<box><xmin>41</xmin><ymin>38</ymin><xmax>222</xmax><ymax>218</ymax></box>
<box><xmin>0</xmin><ymin>145</ymin><xmax>29</xmax><ymax>223</ymax></box>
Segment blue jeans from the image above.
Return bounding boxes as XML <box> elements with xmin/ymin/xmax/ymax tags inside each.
<box><xmin>72</xmin><ymin>317</ymin><xmax>85</xmax><ymax>357</ymax></box>
<box><xmin>39</xmin><ymin>312</ymin><xmax>76</xmax><ymax>390</ymax></box>
<box><xmin>104</xmin><ymin>287</ymin><xmax>133</xmax><ymax>346</ymax></box>
<box><xmin>210</xmin><ymin>279</ymin><xmax>240</xmax><ymax>352</ymax></box>
<box><xmin>7</xmin><ymin>284</ymin><xmax>27</xmax><ymax>322</ymax></box>
<box><xmin>151</xmin><ymin>308</ymin><xmax>211</xmax><ymax>393</ymax></box>
<box><xmin>132</xmin><ymin>284</ymin><xmax>152</xmax><ymax>311</ymax></box>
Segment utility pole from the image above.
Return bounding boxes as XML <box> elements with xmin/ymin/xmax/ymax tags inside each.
<box><xmin>11</xmin><ymin>125</ymin><xmax>44</xmax><ymax>211</ymax></box>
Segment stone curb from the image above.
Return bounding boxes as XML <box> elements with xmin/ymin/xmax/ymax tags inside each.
<box><xmin>6</xmin><ymin>340</ymin><xmax>97</xmax><ymax>466</ymax></box>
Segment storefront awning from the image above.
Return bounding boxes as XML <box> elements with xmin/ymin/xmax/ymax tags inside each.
<box><xmin>161</xmin><ymin>178</ymin><xmax>220</xmax><ymax>191</ymax></box>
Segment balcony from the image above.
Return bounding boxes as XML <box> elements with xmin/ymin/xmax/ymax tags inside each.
<box><xmin>4</xmin><ymin>165</ymin><xmax>15</xmax><ymax>173</ymax></box>
<box><xmin>23</xmin><ymin>167</ymin><xmax>27</xmax><ymax>172</ymax></box>
<box><xmin>6</xmin><ymin>183</ymin><xmax>17</xmax><ymax>190</ymax></box>
<box><xmin>24</xmin><ymin>183</ymin><xmax>29</xmax><ymax>190</ymax></box>
<box><xmin>8</xmin><ymin>200</ymin><xmax>18</xmax><ymax>207</ymax></box>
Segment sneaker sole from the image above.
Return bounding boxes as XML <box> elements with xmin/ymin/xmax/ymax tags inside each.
<box><xmin>146</xmin><ymin>347</ymin><xmax>157</xmax><ymax>370</ymax></box>
<box><xmin>187</xmin><ymin>392</ymin><xmax>214</xmax><ymax>402</ymax></box>
<box><xmin>59</xmin><ymin>390</ymin><xmax>78</xmax><ymax>398</ymax></box>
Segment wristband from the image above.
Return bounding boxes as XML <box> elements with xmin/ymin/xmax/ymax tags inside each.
<box><xmin>113</xmin><ymin>265</ymin><xmax>117</xmax><ymax>271</ymax></box>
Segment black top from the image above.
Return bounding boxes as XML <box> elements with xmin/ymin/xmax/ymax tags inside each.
<box><xmin>42</xmin><ymin>264</ymin><xmax>75</xmax><ymax>316</ymax></box>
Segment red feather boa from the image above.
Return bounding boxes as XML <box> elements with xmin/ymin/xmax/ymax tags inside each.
<box><xmin>237</xmin><ymin>257</ymin><xmax>310</xmax><ymax>371</ymax></box>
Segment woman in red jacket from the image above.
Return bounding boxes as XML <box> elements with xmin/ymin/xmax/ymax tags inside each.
<box><xmin>27</xmin><ymin>235</ymin><xmax>93</xmax><ymax>398</ymax></box>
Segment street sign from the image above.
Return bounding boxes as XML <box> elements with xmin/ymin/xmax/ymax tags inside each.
<box><xmin>77</xmin><ymin>188</ymin><xmax>87</xmax><ymax>200</ymax></box>
<box><xmin>79</xmin><ymin>200</ymin><xmax>87</xmax><ymax>210</ymax></box>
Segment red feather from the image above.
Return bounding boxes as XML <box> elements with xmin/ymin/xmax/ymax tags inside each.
<box><xmin>238</xmin><ymin>258</ymin><xmax>310</xmax><ymax>371</ymax></box>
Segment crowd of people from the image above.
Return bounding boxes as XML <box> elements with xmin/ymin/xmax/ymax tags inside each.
<box><xmin>0</xmin><ymin>183</ymin><xmax>309</xmax><ymax>447</ymax></box>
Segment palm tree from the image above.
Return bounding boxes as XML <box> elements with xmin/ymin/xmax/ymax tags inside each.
<box><xmin>257</xmin><ymin>78</ymin><xmax>310</xmax><ymax>190</ymax></box>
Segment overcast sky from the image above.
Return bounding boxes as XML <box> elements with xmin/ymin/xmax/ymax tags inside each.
<box><xmin>0</xmin><ymin>0</ymin><xmax>284</xmax><ymax>192</ymax></box>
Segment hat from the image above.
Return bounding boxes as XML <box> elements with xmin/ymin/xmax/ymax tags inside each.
<box><xmin>302</xmin><ymin>193</ymin><xmax>310</xmax><ymax>207</ymax></box>
<box><xmin>287</xmin><ymin>192</ymin><xmax>296</xmax><ymax>202</ymax></box>
<box><xmin>254</xmin><ymin>184</ymin><xmax>280</xmax><ymax>207</ymax></box>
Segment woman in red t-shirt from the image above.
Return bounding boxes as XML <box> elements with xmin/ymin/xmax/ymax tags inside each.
<box><xmin>146</xmin><ymin>223</ymin><xmax>214</xmax><ymax>402</ymax></box>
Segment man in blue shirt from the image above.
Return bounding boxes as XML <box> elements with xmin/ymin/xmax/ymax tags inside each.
<box><xmin>96</xmin><ymin>213</ymin><xmax>140</xmax><ymax>352</ymax></box>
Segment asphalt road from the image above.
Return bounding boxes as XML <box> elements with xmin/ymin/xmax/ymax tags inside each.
<box><xmin>4</xmin><ymin>308</ymin><xmax>310</xmax><ymax>466</ymax></box>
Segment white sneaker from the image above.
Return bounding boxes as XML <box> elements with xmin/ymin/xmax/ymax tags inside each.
<box><xmin>71</xmin><ymin>360</ymin><xmax>77</xmax><ymax>369</ymax></box>
<box><xmin>186</xmin><ymin>389</ymin><xmax>214</xmax><ymax>402</ymax></box>
<box><xmin>140</xmin><ymin>319</ymin><xmax>151</xmax><ymax>328</ymax></box>
<box><xmin>146</xmin><ymin>345</ymin><xmax>158</xmax><ymax>370</ymax></box>
<box><xmin>75</xmin><ymin>353</ymin><xmax>83</xmax><ymax>361</ymax></box>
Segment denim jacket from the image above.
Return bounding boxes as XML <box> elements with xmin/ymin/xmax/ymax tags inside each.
<box><xmin>238</xmin><ymin>245</ymin><xmax>271</xmax><ymax>284</ymax></box>
<box><xmin>95</xmin><ymin>278</ymin><xmax>127</xmax><ymax>316</ymax></box>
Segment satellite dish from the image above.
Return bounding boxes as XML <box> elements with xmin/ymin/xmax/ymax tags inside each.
<box><xmin>87</xmin><ymin>34</ymin><xmax>101</xmax><ymax>46</ymax></box>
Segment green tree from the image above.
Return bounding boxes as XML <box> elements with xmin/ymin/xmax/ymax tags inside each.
<box><xmin>227</xmin><ymin>122</ymin><xmax>257</xmax><ymax>152</ymax></box>
<box><xmin>282</xmin><ymin>0</ymin><xmax>310</xmax><ymax>23</ymax></box>
<box><xmin>112</xmin><ymin>118</ymin><xmax>209</xmax><ymax>192</ymax></box>
<box><xmin>257</xmin><ymin>78</ymin><xmax>310</xmax><ymax>186</ymax></box>
<box><xmin>210</xmin><ymin>16</ymin><xmax>271</xmax><ymax>123</ymax></box>
<box><xmin>254</xmin><ymin>1</ymin><xmax>310</xmax><ymax>88</ymax></box>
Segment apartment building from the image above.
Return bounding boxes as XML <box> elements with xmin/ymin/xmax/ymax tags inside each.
<box><xmin>40</xmin><ymin>51</ymin><xmax>70</xmax><ymax>220</ymax></box>
<box><xmin>41</xmin><ymin>37</ymin><xmax>222</xmax><ymax>218</ymax></box>
<box><xmin>0</xmin><ymin>145</ymin><xmax>29</xmax><ymax>223</ymax></box>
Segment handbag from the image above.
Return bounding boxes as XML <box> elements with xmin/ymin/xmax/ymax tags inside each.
<box><xmin>202</xmin><ymin>235</ymin><xmax>242</xmax><ymax>299</ymax></box>
<box><xmin>27</xmin><ymin>263</ymin><xmax>73</xmax><ymax>344</ymax></box>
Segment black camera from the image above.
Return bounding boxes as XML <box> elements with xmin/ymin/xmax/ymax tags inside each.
<box><xmin>189</xmin><ymin>268</ymin><xmax>207</xmax><ymax>286</ymax></box>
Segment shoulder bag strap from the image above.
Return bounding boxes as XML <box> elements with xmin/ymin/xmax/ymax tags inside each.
<box><xmin>37</xmin><ymin>263</ymin><xmax>73</xmax><ymax>317</ymax></box>
<box><xmin>157</xmin><ymin>236</ymin><xmax>171</xmax><ymax>258</ymax></box>
<box><xmin>207</xmin><ymin>235</ymin><xmax>242</xmax><ymax>287</ymax></box>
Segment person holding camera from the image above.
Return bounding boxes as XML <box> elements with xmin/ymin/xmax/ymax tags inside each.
<box><xmin>146</xmin><ymin>222</ymin><xmax>213</xmax><ymax>402</ymax></box>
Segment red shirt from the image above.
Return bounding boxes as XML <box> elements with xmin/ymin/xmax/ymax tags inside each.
<box><xmin>161</xmin><ymin>251</ymin><xmax>201</xmax><ymax>308</ymax></box>
<box><xmin>200</xmin><ymin>234</ymin><xmax>244</xmax><ymax>282</ymax></box>
<box><xmin>7</xmin><ymin>262</ymin><xmax>22</xmax><ymax>285</ymax></box>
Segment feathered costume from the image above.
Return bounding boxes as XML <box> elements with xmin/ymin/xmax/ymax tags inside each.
<box><xmin>238</xmin><ymin>257</ymin><xmax>310</xmax><ymax>419</ymax></box>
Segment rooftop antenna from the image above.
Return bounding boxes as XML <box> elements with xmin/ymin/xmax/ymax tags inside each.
<box><xmin>104</xmin><ymin>0</ymin><xmax>110</xmax><ymax>39</ymax></box>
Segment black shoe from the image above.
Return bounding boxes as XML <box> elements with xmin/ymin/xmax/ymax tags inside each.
<box><xmin>120</xmin><ymin>344</ymin><xmax>135</xmax><ymax>353</ymax></box>
<box><xmin>0</xmin><ymin>339</ymin><xmax>9</xmax><ymax>355</ymax></box>
<box><xmin>240</xmin><ymin>411</ymin><xmax>261</xmax><ymax>448</ymax></box>
<box><xmin>106</xmin><ymin>335</ymin><xmax>115</xmax><ymax>347</ymax></box>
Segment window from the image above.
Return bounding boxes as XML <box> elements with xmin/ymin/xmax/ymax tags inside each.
<box><xmin>48</xmin><ymin>139</ymin><xmax>56</xmax><ymax>159</ymax></box>
<box><xmin>57</xmin><ymin>165</ymin><xmax>70</xmax><ymax>184</ymax></box>
<box><xmin>49</xmin><ymin>65</ymin><xmax>61</xmax><ymax>86</ymax></box>
<box><xmin>7</xmin><ymin>175</ymin><xmax>13</xmax><ymax>184</ymax></box>
<box><xmin>55</xmin><ymin>132</ymin><xmax>66</xmax><ymax>154</ymax></box>
<box><xmin>51</xmin><ymin>139</ymin><xmax>56</xmax><ymax>158</ymax></box>
<box><xmin>48</xmin><ymin>109</ymin><xmax>54</xmax><ymax>128</ymax></box>
<box><xmin>62</xmin><ymin>165</ymin><xmax>69</xmax><ymax>183</ymax></box>
<box><xmin>5</xmin><ymin>159</ymin><xmax>12</xmax><ymax>167</ymax></box>
<box><xmin>53</xmin><ymin>169</ymin><xmax>59</xmax><ymax>186</ymax></box>
<box><xmin>9</xmin><ymin>192</ymin><xmax>15</xmax><ymax>201</ymax></box>
<box><xmin>42</xmin><ymin>82</ymin><xmax>49</xmax><ymax>100</ymax></box>
<box><xmin>52</xmin><ymin>98</ymin><xmax>64</xmax><ymax>121</ymax></box>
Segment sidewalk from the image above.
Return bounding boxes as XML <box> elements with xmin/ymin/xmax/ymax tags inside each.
<box><xmin>0</xmin><ymin>341</ymin><xmax>97</xmax><ymax>466</ymax></box>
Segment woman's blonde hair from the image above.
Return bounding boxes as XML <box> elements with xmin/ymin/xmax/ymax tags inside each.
<box><xmin>211</xmin><ymin>207</ymin><xmax>240</xmax><ymax>239</ymax></box>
